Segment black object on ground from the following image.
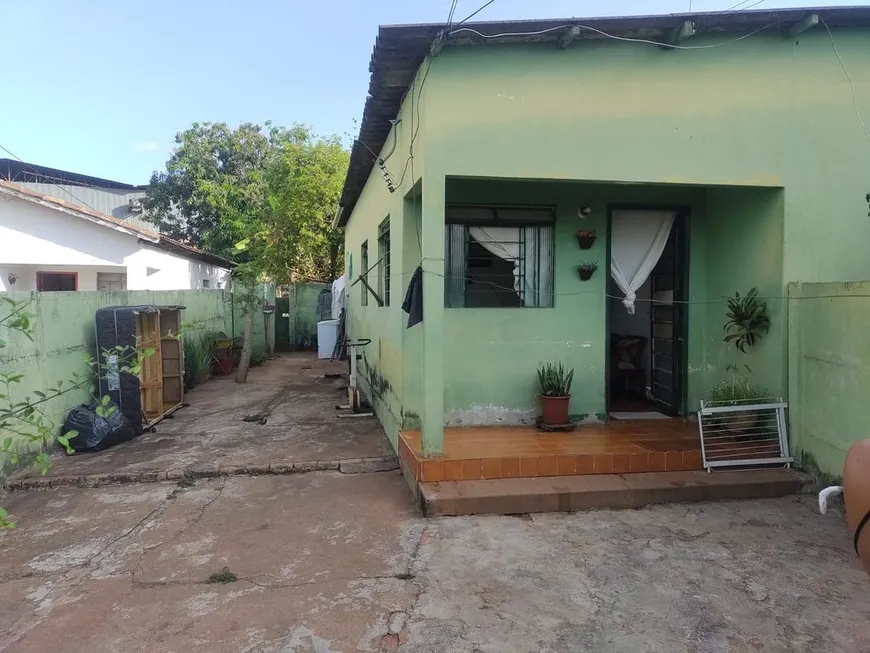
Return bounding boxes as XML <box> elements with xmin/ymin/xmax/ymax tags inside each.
<box><xmin>62</xmin><ymin>402</ymin><xmax>138</xmax><ymax>452</ymax></box>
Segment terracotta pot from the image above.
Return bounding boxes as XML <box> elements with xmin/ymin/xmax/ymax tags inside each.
<box><xmin>576</xmin><ymin>234</ymin><xmax>597</xmax><ymax>250</ymax></box>
<box><xmin>539</xmin><ymin>395</ymin><xmax>570</xmax><ymax>426</ymax></box>
<box><xmin>844</xmin><ymin>439</ymin><xmax>870</xmax><ymax>577</ymax></box>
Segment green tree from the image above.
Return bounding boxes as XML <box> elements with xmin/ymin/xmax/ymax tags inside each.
<box><xmin>263</xmin><ymin>128</ymin><xmax>349</xmax><ymax>282</ymax></box>
<box><xmin>143</xmin><ymin>122</ymin><xmax>277</xmax><ymax>256</ymax></box>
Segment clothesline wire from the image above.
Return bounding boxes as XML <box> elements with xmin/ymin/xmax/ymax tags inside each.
<box><xmin>349</xmin><ymin>265</ymin><xmax>870</xmax><ymax>304</ymax></box>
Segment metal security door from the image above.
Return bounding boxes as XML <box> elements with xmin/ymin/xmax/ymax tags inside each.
<box><xmin>649</xmin><ymin>216</ymin><xmax>687</xmax><ymax>415</ymax></box>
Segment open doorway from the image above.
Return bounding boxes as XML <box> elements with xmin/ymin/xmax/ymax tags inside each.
<box><xmin>607</xmin><ymin>208</ymin><xmax>688</xmax><ymax>420</ymax></box>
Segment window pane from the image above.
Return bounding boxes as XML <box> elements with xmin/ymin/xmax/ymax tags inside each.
<box><xmin>445</xmin><ymin>224</ymin><xmax>466</xmax><ymax>307</ymax></box>
<box><xmin>444</xmin><ymin>205</ymin><xmax>554</xmax><ymax>309</ymax></box>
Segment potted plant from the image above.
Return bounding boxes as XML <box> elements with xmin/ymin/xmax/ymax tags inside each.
<box><xmin>576</xmin><ymin>229</ymin><xmax>598</xmax><ymax>250</ymax></box>
<box><xmin>707</xmin><ymin>364</ymin><xmax>770</xmax><ymax>437</ymax></box>
<box><xmin>577</xmin><ymin>262</ymin><xmax>598</xmax><ymax>281</ymax></box>
<box><xmin>704</xmin><ymin>288</ymin><xmax>773</xmax><ymax>437</ymax></box>
<box><xmin>537</xmin><ymin>362</ymin><xmax>574</xmax><ymax>426</ymax></box>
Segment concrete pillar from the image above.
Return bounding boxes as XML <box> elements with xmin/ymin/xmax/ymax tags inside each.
<box><xmin>420</xmin><ymin>175</ymin><xmax>445</xmax><ymax>457</ymax></box>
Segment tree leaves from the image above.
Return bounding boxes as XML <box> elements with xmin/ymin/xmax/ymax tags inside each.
<box><xmin>144</xmin><ymin>121</ymin><xmax>349</xmax><ymax>283</ymax></box>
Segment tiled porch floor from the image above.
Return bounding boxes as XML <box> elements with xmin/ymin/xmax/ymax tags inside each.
<box><xmin>399</xmin><ymin>421</ymin><xmax>702</xmax><ymax>482</ymax></box>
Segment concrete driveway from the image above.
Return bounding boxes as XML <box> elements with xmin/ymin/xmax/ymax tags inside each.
<box><xmin>1</xmin><ymin>357</ymin><xmax>868</xmax><ymax>652</ymax></box>
<box><xmin>8</xmin><ymin>355</ymin><xmax>396</xmax><ymax>489</ymax></box>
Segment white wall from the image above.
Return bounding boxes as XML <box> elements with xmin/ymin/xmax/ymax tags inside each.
<box><xmin>0</xmin><ymin>194</ymin><xmax>139</xmax><ymax>266</ymax></box>
<box><xmin>0</xmin><ymin>195</ymin><xmax>231</xmax><ymax>292</ymax></box>
<box><xmin>124</xmin><ymin>247</ymin><xmax>230</xmax><ymax>291</ymax></box>
<box><xmin>0</xmin><ymin>264</ymin><xmax>126</xmax><ymax>291</ymax></box>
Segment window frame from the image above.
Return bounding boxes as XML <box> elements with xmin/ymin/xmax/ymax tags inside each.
<box><xmin>360</xmin><ymin>240</ymin><xmax>369</xmax><ymax>307</ymax></box>
<box><xmin>377</xmin><ymin>217</ymin><xmax>391</xmax><ymax>307</ymax></box>
<box><xmin>36</xmin><ymin>271</ymin><xmax>78</xmax><ymax>292</ymax></box>
<box><xmin>445</xmin><ymin>203</ymin><xmax>556</xmax><ymax>309</ymax></box>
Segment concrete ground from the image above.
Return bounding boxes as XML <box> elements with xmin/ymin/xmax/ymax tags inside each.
<box><xmin>8</xmin><ymin>355</ymin><xmax>395</xmax><ymax>488</ymax></box>
<box><xmin>1</xmin><ymin>357</ymin><xmax>869</xmax><ymax>652</ymax></box>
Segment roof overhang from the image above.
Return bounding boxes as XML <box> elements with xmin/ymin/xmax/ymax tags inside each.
<box><xmin>336</xmin><ymin>5</ymin><xmax>870</xmax><ymax>227</ymax></box>
<box><xmin>0</xmin><ymin>179</ymin><xmax>160</xmax><ymax>242</ymax></box>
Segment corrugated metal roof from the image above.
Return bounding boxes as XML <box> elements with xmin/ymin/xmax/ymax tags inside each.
<box><xmin>0</xmin><ymin>158</ymin><xmax>145</xmax><ymax>190</ymax></box>
<box><xmin>337</xmin><ymin>5</ymin><xmax>870</xmax><ymax>227</ymax></box>
<box><xmin>0</xmin><ymin>179</ymin><xmax>160</xmax><ymax>241</ymax></box>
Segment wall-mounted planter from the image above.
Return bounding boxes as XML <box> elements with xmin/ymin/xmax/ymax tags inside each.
<box><xmin>576</xmin><ymin>230</ymin><xmax>598</xmax><ymax>250</ymax></box>
<box><xmin>577</xmin><ymin>264</ymin><xmax>598</xmax><ymax>281</ymax></box>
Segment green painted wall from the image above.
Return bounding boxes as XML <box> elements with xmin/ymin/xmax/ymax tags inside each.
<box><xmin>788</xmin><ymin>282</ymin><xmax>870</xmax><ymax>477</ymax></box>
<box><xmin>344</xmin><ymin>27</ymin><xmax>870</xmax><ymax>450</ymax></box>
<box><xmin>421</xmin><ymin>32</ymin><xmax>870</xmax><ymax>283</ymax></box>
<box><xmin>285</xmin><ymin>282</ymin><xmax>331</xmax><ymax>350</ymax></box>
<box><xmin>342</xmin><ymin>62</ymin><xmax>430</xmax><ymax>449</ymax></box>
<box><xmin>0</xmin><ymin>288</ymin><xmax>271</xmax><ymax>478</ymax></box>
<box><xmin>442</xmin><ymin>179</ymin><xmax>785</xmax><ymax>423</ymax></box>
<box><xmin>703</xmin><ymin>188</ymin><xmax>786</xmax><ymax>401</ymax></box>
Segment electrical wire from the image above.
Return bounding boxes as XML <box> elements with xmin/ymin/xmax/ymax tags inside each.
<box><xmin>821</xmin><ymin>18</ymin><xmax>870</xmax><ymax>145</ymax></box>
<box><xmin>446</xmin><ymin>0</ymin><xmax>459</xmax><ymax>30</ymax></box>
<box><xmin>448</xmin><ymin>19</ymin><xmax>787</xmax><ymax>50</ymax></box>
<box><xmin>454</xmin><ymin>0</ymin><xmax>497</xmax><ymax>26</ymax></box>
<box><xmin>379</xmin><ymin>266</ymin><xmax>870</xmax><ymax>304</ymax></box>
<box><xmin>0</xmin><ymin>143</ymin><xmax>110</xmax><ymax>216</ymax></box>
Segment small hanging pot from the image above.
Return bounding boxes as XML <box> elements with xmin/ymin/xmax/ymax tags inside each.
<box><xmin>577</xmin><ymin>263</ymin><xmax>598</xmax><ymax>281</ymax></box>
<box><xmin>576</xmin><ymin>230</ymin><xmax>598</xmax><ymax>250</ymax></box>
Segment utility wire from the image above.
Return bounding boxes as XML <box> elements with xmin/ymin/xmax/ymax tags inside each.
<box><xmin>821</xmin><ymin>18</ymin><xmax>870</xmax><ymax>145</ymax></box>
<box><xmin>454</xmin><ymin>0</ymin><xmax>497</xmax><ymax>26</ymax></box>
<box><xmin>448</xmin><ymin>20</ymin><xmax>787</xmax><ymax>49</ymax></box>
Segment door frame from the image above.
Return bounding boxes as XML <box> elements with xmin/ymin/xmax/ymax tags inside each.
<box><xmin>605</xmin><ymin>204</ymin><xmax>691</xmax><ymax>419</ymax></box>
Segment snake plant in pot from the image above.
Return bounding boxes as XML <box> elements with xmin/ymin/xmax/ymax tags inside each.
<box><xmin>537</xmin><ymin>362</ymin><xmax>574</xmax><ymax>426</ymax></box>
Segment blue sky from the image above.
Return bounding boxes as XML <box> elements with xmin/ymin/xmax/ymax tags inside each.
<box><xmin>1</xmin><ymin>0</ymin><xmax>865</xmax><ymax>184</ymax></box>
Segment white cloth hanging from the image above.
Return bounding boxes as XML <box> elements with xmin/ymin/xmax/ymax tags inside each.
<box><xmin>468</xmin><ymin>226</ymin><xmax>522</xmax><ymax>292</ymax></box>
<box><xmin>610</xmin><ymin>210</ymin><xmax>676</xmax><ymax>314</ymax></box>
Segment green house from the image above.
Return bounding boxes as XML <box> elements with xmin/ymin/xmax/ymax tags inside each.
<box><xmin>335</xmin><ymin>7</ymin><xmax>870</xmax><ymax>460</ymax></box>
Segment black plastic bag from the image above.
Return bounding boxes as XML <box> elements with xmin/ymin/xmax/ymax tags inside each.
<box><xmin>62</xmin><ymin>402</ymin><xmax>138</xmax><ymax>452</ymax></box>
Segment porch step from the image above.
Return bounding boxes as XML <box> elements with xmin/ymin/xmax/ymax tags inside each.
<box><xmin>420</xmin><ymin>469</ymin><xmax>812</xmax><ymax>517</ymax></box>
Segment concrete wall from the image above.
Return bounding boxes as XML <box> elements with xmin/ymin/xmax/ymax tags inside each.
<box><xmin>0</xmin><ymin>196</ymin><xmax>231</xmax><ymax>291</ymax></box>
<box><xmin>285</xmin><ymin>282</ymin><xmax>331</xmax><ymax>350</ymax></box>
<box><xmin>421</xmin><ymin>30</ymin><xmax>870</xmax><ymax>283</ymax></box>
<box><xmin>788</xmin><ymin>281</ymin><xmax>870</xmax><ymax>477</ymax></box>
<box><xmin>0</xmin><ymin>287</ymin><xmax>273</xmax><ymax>478</ymax></box>
<box><xmin>343</xmin><ymin>66</ymin><xmax>428</xmax><ymax>450</ymax></box>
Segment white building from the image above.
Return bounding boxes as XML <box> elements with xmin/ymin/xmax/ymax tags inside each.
<box><xmin>0</xmin><ymin>180</ymin><xmax>232</xmax><ymax>292</ymax></box>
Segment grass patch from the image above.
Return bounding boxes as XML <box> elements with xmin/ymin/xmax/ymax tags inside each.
<box><xmin>795</xmin><ymin>449</ymin><xmax>842</xmax><ymax>490</ymax></box>
<box><xmin>176</xmin><ymin>474</ymin><xmax>197</xmax><ymax>488</ymax></box>
<box><xmin>206</xmin><ymin>567</ymin><xmax>238</xmax><ymax>584</ymax></box>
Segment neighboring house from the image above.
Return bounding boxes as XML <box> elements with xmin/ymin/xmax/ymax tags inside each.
<box><xmin>335</xmin><ymin>7</ymin><xmax>870</xmax><ymax>455</ymax></box>
<box><xmin>0</xmin><ymin>158</ymin><xmax>152</xmax><ymax>233</ymax></box>
<box><xmin>0</xmin><ymin>180</ymin><xmax>232</xmax><ymax>292</ymax></box>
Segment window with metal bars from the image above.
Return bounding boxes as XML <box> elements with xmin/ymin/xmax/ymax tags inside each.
<box><xmin>360</xmin><ymin>240</ymin><xmax>369</xmax><ymax>306</ymax></box>
<box><xmin>444</xmin><ymin>205</ymin><xmax>555</xmax><ymax>308</ymax></box>
<box><xmin>378</xmin><ymin>217</ymin><xmax>391</xmax><ymax>307</ymax></box>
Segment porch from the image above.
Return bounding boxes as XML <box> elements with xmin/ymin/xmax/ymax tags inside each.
<box><xmin>399</xmin><ymin>420</ymin><xmax>702</xmax><ymax>483</ymax></box>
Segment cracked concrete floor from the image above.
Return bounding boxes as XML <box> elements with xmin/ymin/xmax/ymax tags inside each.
<box><xmin>2</xmin><ymin>475</ymin><xmax>868</xmax><ymax>653</ymax></box>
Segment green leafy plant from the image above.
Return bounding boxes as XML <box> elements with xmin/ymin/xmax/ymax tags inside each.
<box><xmin>0</xmin><ymin>297</ymin><xmax>154</xmax><ymax>529</ymax></box>
<box><xmin>708</xmin><ymin>364</ymin><xmax>769</xmax><ymax>404</ymax></box>
<box><xmin>537</xmin><ymin>362</ymin><xmax>574</xmax><ymax>397</ymax></box>
<box><xmin>724</xmin><ymin>288</ymin><xmax>770</xmax><ymax>353</ymax></box>
<box><xmin>184</xmin><ymin>331</ymin><xmax>217</xmax><ymax>388</ymax></box>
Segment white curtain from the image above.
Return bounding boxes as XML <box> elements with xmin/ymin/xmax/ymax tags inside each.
<box><xmin>469</xmin><ymin>226</ymin><xmax>521</xmax><ymax>292</ymax></box>
<box><xmin>610</xmin><ymin>210</ymin><xmax>676</xmax><ymax>314</ymax></box>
